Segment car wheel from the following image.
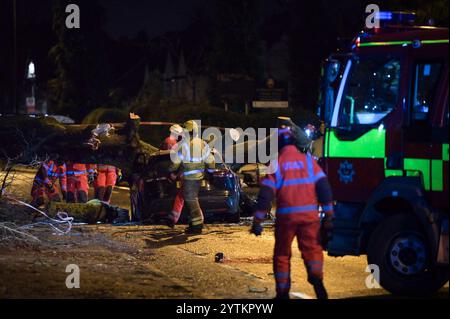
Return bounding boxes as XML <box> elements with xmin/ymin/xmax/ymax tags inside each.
<box><xmin>367</xmin><ymin>214</ymin><xmax>449</xmax><ymax>296</ymax></box>
<box><xmin>239</xmin><ymin>192</ymin><xmax>257</xmax><ymax>217</ymax></box>
<box><xmin>226</xmin><ymin>211</ymin><xmax>241</xmax><ymax>223</ymax></box>
<box><xmin>130</xmin><ymin>179</ymin><xmax>144</xmax><ymax>221</ymax></box>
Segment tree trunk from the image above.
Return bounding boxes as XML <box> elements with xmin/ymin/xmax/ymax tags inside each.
<box><xmin>0</xmin><ymin>114</ymin><xmax>158</xmax><ymax>176</ymax></box>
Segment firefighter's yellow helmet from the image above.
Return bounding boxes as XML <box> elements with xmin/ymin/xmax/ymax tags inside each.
<box><xmin>183</xmin><ymin>120</ymin><xmax>199</xmax><ymax>132</ymax></box>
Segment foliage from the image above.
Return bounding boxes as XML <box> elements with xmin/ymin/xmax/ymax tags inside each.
<box><xmin>209</xmin><ymin>0</ymin><xmax>263</xmax><ymax>78</ymax></box>
<box><xmin>47</xmin><ymin>0</ymin><xmax>111</xmax><ymax>121</ymax></box>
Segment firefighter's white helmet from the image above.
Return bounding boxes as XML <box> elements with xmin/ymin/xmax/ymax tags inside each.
<box><xmin>169</xmin><ymin>124</ymin><xmax>183</xmax><ymax>136</ymax></box>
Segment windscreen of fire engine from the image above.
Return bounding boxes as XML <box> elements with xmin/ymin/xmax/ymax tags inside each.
<box><xmin>337</xmin><ymin>57</ymin><xmax>400</xmax><ymax>126</ymax></box>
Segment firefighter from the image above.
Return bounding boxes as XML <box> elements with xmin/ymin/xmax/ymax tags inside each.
<box><xmin>66</xmin><ymin>162</ymin><xmax>95</xmax><ymax>203</ymax></box>
<box><xmin>91</xmin><ymin>164</ymin><xmax>122</xmax><ymax>204</ymax></box>
<box><xmin>250</xmin><ymin>120</ymin><xmax>334</xmax><ymax>299</ymax></box>
<box><xmin>160</xmin><ymin>124</ymin><xmax>184</xmax><ymax>151</ymax></box>
<box><xmin>93</xmin><ymin>164</ymin><xmax>122</xmax><ymax>203</ymax></box>
<box><xmin>30</xmin><ymin>156</ymin><xmax>67</xmax><ymax>208</ymax></box>
<box><xmin>168</xmin><ymin>120</ymin><xmax>215</xmax><ymax>234</ymax></box>
<box><xmin>160</xmin><ymin>124</ymin><xmax>185</xmax><ymax>228</ymax></box>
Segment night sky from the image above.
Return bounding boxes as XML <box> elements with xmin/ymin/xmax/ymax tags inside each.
<box><xmin>99</xmin><ymin>0</ymin><xmax>209</xmax><ymax>39</ymax></box>
<box><xmin>98</xmin><ymin>0</ymin><xmax>281</xmax><ymax>39</ymax></box>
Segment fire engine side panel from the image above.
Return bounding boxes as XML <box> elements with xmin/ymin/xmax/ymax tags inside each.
<box><xmin>326</xmin><ymin>158</ymin><xmax>385</xmax><ymax>201</ymax></box>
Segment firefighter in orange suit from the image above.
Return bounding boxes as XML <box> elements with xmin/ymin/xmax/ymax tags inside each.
<box><xmin>251</xmin><ymin>121</ymin><xmax>334</xmax><ymax>299</ymax></box>
<box><xmin>93</xmin><ymin>164</ymin><xmax>122</xmax><ymax>203</ymax></box>
<box><xmin>160</xmin><ymin>124</ymin><xmax>185</xmax><ymax>228</ymax></box>
<box><xmin>66</xmin><ymin>162</ymin><xmax>95</xmax><ymax>203</ymax></box>
<box><xmin>31</xmin><ymin>158</ymin><xmax>67</xmax><ymax>208</ymax></box>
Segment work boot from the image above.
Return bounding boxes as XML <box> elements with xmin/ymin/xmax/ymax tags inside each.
<box><xmin>185</xmin><ymin>224</ymin><xmax>203</xmax><ymax>235</ymax></box>
<box><xmin>161</xmin><ymin>218</ymin><xmax>175</xmax><ymax>229</ymax></box>
<box><xmin>308</xmin><ymin>276</ymin><xmax>328</xmax><ymax>300</ymax></box>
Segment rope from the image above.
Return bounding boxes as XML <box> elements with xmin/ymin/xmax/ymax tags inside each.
<box><xmin>5</xmin><ymin>195</ymin><xmax>74</xmax><ymax>235</ymax></box>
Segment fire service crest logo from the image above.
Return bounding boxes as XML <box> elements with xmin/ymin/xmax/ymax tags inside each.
<box><xmin>338</xmin><ymin>161</ymin><xmax>355</xmax><ymax>184</ymax></box>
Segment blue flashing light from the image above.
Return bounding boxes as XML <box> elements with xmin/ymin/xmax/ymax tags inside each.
<box><xmin>376</xmin><ymin>12</ymin><xmax>393</xmax><ymax>21</ymax></box>
<box><xmin>378</xmin><ymin>11</ymin><xmax>416</xmax><ymax>25</ymax></box>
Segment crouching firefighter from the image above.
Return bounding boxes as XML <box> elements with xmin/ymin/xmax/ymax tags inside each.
<box><xmin>168</xmin><ymin>120</ymin><xmax>215</xmax><ymax>234</ymax></box>
<box><xmin>250</xmin><ymin>123</ymin><xmax>334</xmax><ymax>299</ymax></box>
<box><xmin>31</xmin><ymin>157</ymin><xmax>67</xmax><ymax>208</ymax></box>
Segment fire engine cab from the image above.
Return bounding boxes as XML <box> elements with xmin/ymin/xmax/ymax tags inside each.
<box><xmin>318</xmin><ymin>12</ymin><xmax>449</xmax><ymax>295</ymax></box>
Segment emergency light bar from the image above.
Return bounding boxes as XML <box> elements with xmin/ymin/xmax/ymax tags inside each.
<box><xmin>376</xmin><ymin>11</ymin><xmax>416</xmax><ymax>25</ymax></box>
<box><xmin>352</xmin><ymin>11</ymin><xmax>448</xmax><ymax>50</ymax></box>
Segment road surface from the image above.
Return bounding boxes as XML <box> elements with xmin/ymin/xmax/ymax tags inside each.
<box><xmin>0</xmin><ymin>170</ymin><xmax>448</xmax><ymax>299</ymax></box>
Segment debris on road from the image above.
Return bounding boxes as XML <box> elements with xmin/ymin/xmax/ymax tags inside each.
<box><xmin>0</xmin><ymin>222</ymin><xmax>40</xmax><ymax>244</ymax></box>
<box><xmin>215</xmin><ymin>252</ymin><xmax>224</xmax><ymax>263</ymax></box>
<box><xmin>248</xmin><ymin>286</ymin><xmax>268</xmax><ymax>293</ymax></box>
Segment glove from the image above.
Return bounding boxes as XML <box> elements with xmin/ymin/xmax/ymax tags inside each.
<box><xmin>320</xmin><ymin>215</ymin><xmax>333</xmax><ymax>249</ymax></box>
<box><xmin>250</xmin><ymin>222</ymin><xmax>263</xmax><ymax>236</ymax></box>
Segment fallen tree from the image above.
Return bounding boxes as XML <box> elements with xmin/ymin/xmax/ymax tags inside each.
<box><xmin>0</xmin><ymin>113</ymin><xmax>158</xmax><ymax>177</ymax></box>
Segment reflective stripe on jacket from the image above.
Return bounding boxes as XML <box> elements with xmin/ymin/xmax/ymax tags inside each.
<box><xmin>169</xmin><ymin>137</ymin><xmax>215</xmax><ymax>181</ymax></box>
<box><xmin>66</xmin><ymin>163</ymin><xmax>94</xmax><ymax>178</ymax></box>
<box><xmin>260</xmin><ymin>145</ymin><xmax>326</xmax><ymax>217</ymax></box>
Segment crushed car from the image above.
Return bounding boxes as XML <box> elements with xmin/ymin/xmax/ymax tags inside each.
<box><xmin>129</xmin><ymin>150</ymin><xmax>254</xmax><ymax>224</ymax></box>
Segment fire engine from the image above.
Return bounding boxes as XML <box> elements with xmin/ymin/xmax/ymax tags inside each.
<box><xmin>317</xmin><ymin>12</ymin><xmax>449</xmax><ymax>295</ymax></box>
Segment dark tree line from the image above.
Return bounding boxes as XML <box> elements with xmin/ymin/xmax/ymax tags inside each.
<box><xmin>1</xmin><ymin>0</ymin><xmax>447</xmax><ymax>125</ymax></box>
<box><xmin>47</xmin><ymin>0</ymin><xmax>112</xmax><ymax>121</ymax></box>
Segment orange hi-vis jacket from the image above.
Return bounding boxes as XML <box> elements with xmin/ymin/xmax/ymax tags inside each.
<box><xmin>255</xmin><ymin>145</ymin><xmax>333</xmax><ymax>222</ymax></box>
<box><xmin>66</xmin><ymin>163</ymin><xmax>95</xmax><ymax>193</ymax></box>
<box><xmin>160</xmin><ymin>136</ymin><xmax>178</xmax><ymax>151</ymax></box>
<box><xmin>33</xmin><ymin>160</ymin><xmax>67</xmax><ymax>192</ymax></box>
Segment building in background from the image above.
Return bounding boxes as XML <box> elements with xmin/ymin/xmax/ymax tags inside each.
<box><xmin>162</xmin><ymin>51</ymin><xmax>209</xmax><ymax>104</ymax></box>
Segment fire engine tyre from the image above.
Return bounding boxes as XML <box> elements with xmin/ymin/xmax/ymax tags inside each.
<box><xmin>367</xmin><ymin>214</ymin><xmax>449</xmax><ymax>296</ymax></box>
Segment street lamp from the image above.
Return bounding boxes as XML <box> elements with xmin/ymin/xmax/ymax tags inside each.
<box><xmin>27</xmin><ymin>61</ymin><xmax>36</xmax><ymax>79</ymax></box>
<box><xmin>26</xmin><ymin>60</ymin><xmax>37</xmax><ymax>114</ymax></box>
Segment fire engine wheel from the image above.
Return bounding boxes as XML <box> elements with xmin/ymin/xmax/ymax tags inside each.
<box><xmin>367</xmin><ymin>214</ymin><xmax>449</xmax><ymax>296</ymax></box>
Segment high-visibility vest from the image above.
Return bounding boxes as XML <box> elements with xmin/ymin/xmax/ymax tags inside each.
<box><xmin>169</xmin><ymin>137</ymin><xmax>215</xmax><ymax>181</ymax></box>
<box><xmin>258</xmin><ymin>145</ymin><xmax>332</xmax><ymax>219</ymax></box>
